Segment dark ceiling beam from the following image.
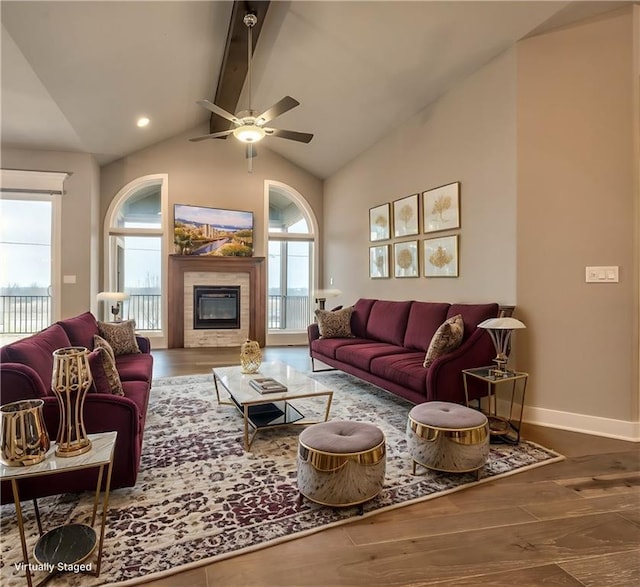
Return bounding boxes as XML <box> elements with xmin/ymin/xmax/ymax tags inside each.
<box><xmin>209</xmin><ymin>0</ymin><xmax>271</xmax><ymax>135</ymax></box>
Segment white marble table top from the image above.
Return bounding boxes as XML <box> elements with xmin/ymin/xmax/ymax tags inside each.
<box><xmin>0</xmin><ymin>431</ymin><xmax>117</xmax><ymax>481</ymax></box>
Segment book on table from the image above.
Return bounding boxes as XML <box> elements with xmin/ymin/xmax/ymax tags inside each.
<box><xmin>249</xmin><ymin>377</ymin><xmax>288</xmax><ymax>394</ymax></box>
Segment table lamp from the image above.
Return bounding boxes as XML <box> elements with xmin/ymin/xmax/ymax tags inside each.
<box><xmin>477</xmin><ymin>317</ymin><xmax>526</xmax><ymax>376</ymax></box>
<box><xmin>313</xmin><ymin>288</ymin><xmax>342</xmax><ymax>310</ymax></box>
<box><xmin>97</xmin><ymin>291</ymin><xmax>129</xmax><ymax>322</ymax></box>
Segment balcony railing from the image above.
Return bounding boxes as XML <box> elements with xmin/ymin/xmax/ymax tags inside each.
<box><xmin>268</xmin><ymin>295</ymin><xmax>310</xmax><ymax>331</ymax></box>
<box><xmin>0</xmin><ymin>295</ymin><xmax>51</xmax><ymax>334</ymax></box>
<box><xmin>1</xmin><ymin>293</ymin><xmax>306</xmax><ymax>336</ymax></box>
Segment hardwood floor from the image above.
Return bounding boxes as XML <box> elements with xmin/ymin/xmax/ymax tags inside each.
<box><xmin>144</xmin><ymin>346</ymin><xmax>640</xmax><ymax>587</ymax></box>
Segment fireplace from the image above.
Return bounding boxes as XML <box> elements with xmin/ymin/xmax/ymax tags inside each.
<box><xmin>193</xmin><ymin>286</ymin><xmax>241</xmax><ymax>330</ymax></box>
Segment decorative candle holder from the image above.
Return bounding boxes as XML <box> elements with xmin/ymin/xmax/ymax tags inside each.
<box><xmin>51</xmin><ymin>347</ymin><xmax>93</xmax><ymax>457</ymax></box>
<box><xmin>0</xmin><ymin>399</ymin><xmax>50</xmax><ymax>466</ymax></box>
<box><xmin>240</xmin><ymin>339</ymin><xmax>262</xmax><ymax>374</ymax></box>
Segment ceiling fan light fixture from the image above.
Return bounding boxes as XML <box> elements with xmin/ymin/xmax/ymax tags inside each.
<box><xmin>233</xmin><ymin>124</ymin><xmax>265</xmax><ymax>143</ymax></box>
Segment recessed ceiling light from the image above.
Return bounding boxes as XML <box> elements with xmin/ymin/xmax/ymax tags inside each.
<box><xmin>137</xmin><ymin>117</ymin><xmax>150</xmax><ymax>128</ymax></box>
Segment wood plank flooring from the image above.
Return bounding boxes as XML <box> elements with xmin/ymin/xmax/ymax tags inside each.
<box><xmin>143</xmin><ymin>346</ymin><xmax>639</xmax><ymax>587</ymax></box>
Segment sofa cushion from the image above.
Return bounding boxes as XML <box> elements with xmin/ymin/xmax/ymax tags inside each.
<box><xmin>447</xmin><ymin>303</ymin><xmax>499</xmax><ymax>340</ymax></box>
<box><xmin>403</xmin><ymin>302</ymin><xmax>451</xmax><ymax>351</ymax></box>
<box><xmin>97</xmin><ymin>320</ymin><xmax>141</xmax><ymax>356</ymax></box>
<box><xmin>88</xmin><ymin>347</ymin><xmax>124</xmax><ymax>396</ymax></box>
<box><xmin>115</xmin><ymin>353</ymin><xmax>154</xmax><ymax>383</ymax></box>
<box><xmin>311</xmin><ymin>338</ymin><xmax>370</xmax><ymax>360</ymax></box>
<box><xmin>335</xmin><ymin>342</ymin><xmax>408</xmax><ymax>371</ymax></box>
<box><xmin>366</xmin><ymin>300</ymin><xmax>412</xmax><ymax>346</ymax></box>
<box><xmin>370</xmin><ymin>353</ymin><xmax>429</xmax><ymax>393</ymax></box>
<box><xmin>1</xmin><ymin>324</ymin><xmax>71</xmax><ymax>395</ymax></box>
<box><xmin>423</xmin><ymin>314</ymin><xmax>464</xmax><ymax>367</ymax></box>
<box><xmin>93</xmin><ymin>334</ymin><xmax>116</xmax><ymax>360</ymax></box>
<box><xmin>350</xmin><ymin>298</ymin><xmax>377</xmax><ymax>338</ymax></box>
<box><xmin>58</xmin><ymin>311</ymin><xmax>99</xmax><ymax>348</ymax></box>
<box><xmin>122</xmin><ymin>380</ymin><xmax>151</xmax><ymax>421</ymax></box>
<box><xmin>315</xmin><ymin>306</ymin><xmax>354</xmax><ymax>339</ymax></box>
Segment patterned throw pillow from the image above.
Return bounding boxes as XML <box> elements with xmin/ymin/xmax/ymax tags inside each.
<box><xmin>88</xmin><ymin>347</ymin><xmax>124</xmax><ymax>396</ymax></box>
<box><xmin>93</xmin><ymin>334</ymin><xmax>116</xmax><ymax>361</ymax></box>
<box><xmin>315</xmin><ymin>306</ymin><xmax>354</xmax><ymax>339</ymax></box>
<box><xmin>423</xmin><ymin>314</ymin><xmax>464</xmax><ymax>368</ymax></box>
<box><xmin>97</xmin><ymin>320</ymin><xmax>141</xmax><ymax>356</ymax></box>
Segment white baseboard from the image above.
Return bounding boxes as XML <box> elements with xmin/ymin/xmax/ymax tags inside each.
<box><xmin>523</xmin><ymin>406</ymin><xmax>640</xmax><ymax>442</ymax></box>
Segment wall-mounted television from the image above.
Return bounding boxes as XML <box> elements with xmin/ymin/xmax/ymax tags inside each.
<box><xmin>173</xmin><ymin>204</ymin><xmax>254</xmax><ymax>257</ymax></box>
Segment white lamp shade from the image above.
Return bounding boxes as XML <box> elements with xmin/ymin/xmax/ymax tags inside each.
<box><xmin>313</xmin><ymin>289</ymin><xmax>342</xmax><ymax>299</ymax></box>
<box><xmin>97</xmin><ymin>291</ymin><xmax>129</xmax><ymax>302</ymax></box>
<box><xmin>478</xmin><ymin>317</ymin><xmax>526</xmax><ymax>330</ymax></box>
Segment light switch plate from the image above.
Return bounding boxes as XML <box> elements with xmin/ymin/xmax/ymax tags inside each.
<box><xmin>585</xmin><ymin>266</ymin><xmax>619</xmax><ymax>283</ymax></box>
<box><xmin>63</xmin><ymin>274</ymin><xmax>77</xmax><ymax>284</ymax></box>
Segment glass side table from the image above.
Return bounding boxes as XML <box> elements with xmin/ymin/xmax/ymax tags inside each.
<box><xmin>0</xmin><ymin>431</ymin><xmax>117</xmax><ymax>587</ymax></box>
<box><xmin>462</xmin><ymin>367</ymin><xmax>529</xmax><ymax>444</ymax></box>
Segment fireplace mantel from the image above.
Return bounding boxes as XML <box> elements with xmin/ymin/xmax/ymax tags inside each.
<box><xmin>168</xmin><ymin>255</ymin><xmax>266</xmax><ymax>348</ymax></box>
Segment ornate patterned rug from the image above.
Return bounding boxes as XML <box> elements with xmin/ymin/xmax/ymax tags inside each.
<box><xmin>1</xmin><ymin>371</ymin><xmax>563</xmax><ymax>586</ymax></box>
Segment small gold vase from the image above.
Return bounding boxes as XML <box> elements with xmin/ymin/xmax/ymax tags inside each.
<box><xmin>240</xmin><ymin>339</ymin><xmax>262</xmax><ymax>374</ymax></box>
<box><xmin>0</xmin><ymin>399</ymin><xmax>50</xmax><ymax>466</ymax></box>
<box><xmin>51</xmin><ymin>346</ymin><xmax>93</xmax><ymax>457</ymax></box>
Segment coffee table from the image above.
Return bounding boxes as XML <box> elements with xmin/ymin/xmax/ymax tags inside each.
<box><xmin>213</xmin><ymin>361</ymin><xmax>333</xmax><ymax>450</ymax></box>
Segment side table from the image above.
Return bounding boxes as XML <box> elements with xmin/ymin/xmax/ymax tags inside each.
<box><xmin>0</xmin><ymin>431</ymin><xmax>117</xmax><ymax>587</ymax></box>
<box><xmin>462</xmin><ymin>367</ymin><xmax>529</xmax><ymax>444</ymax></box>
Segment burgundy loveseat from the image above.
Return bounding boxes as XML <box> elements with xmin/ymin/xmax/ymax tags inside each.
<box><xmin>0</xmin><ymin>312</ymin><xmax>153</xmax><ymax>503</ymax></box>
<box><xmin>308</xmin><ymin>298</ymin><xmax>499</xmax><ymax>405</ymax></box>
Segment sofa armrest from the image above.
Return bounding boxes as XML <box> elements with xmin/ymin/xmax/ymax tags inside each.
<box><xmin>307</xmin><ymin>323</ymin><xmax>320</xmax><ymax>345</ymax></box>
<box><xmin>0</xmin><ymin>362</ymin><xmax>49</xmax><ymax>403</ymax></box>
<box><xmin>426</xmin><ymin>328</ymin><xmax>496</xmax><ymax>403</ymax></box>
<box><xmin>136</xmin><ymin>335</ymin><xmax>151</xmax><ymax>354</ymax></box>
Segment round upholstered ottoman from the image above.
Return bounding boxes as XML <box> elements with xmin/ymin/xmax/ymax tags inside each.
<box><xmin>297</xmin><ymin>420</ymin><xmax>386</xmax><ymax>513</ymax></box>
<box><xmin>407</xmin><ymin>401</ymin><xmax>489</xmax><ymax>478</ymax></box>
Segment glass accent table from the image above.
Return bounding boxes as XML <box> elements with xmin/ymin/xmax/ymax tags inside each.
<box><xmin>0</xmin><ymin>431</ymin><xmax>117</xmax><ymax>587</ymax></box>
<box><xmin>213</xmin><ymin>361</ymin><xmax>333</xmax><ymax>450</ymax></box>
<box><xmin>462</xmin><ymin>367</ymin><xmax>529</xmax><ymax>444</ymax></box>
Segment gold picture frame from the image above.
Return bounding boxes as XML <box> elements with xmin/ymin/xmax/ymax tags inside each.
<box><xmin>369</xmin><ymin>203</ymin><xmax>391</xmax><ymax>241</ymax></box>
<box><xmin>423</xmin><ymin>182</ymin><xmax>460</xmax><ymax>234</ymax></box>
<box><xmin>393</xmin><ymin>194</ymin><xmax>419</xmax><ymax>238</ymax></box>
<box><xmin>394</xmin><ymin>240</ymin><xmax>419</xmax><ymax>278</ymax></box>
<box><xmin>424</xmin><ymin>235</ymin><xmax>459</xmax><ymax>277</ymax></box>
<box><xmin>369</xmin><ymin>245</ymin><xmax>390</xmax><ymax>279</ymax></box>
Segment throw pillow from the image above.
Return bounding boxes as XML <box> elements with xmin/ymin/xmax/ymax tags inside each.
<box><xmin>97</xmin><ymin>320</ymin><xmax>141</xmax><ymax>356</ymax></box>
<box><xmin>93</xmin><ymin>334</ymin><xmax>116</xmax><ymax>362</ymax></box>
<box><xmin>88</xmin><ymin>347</ymin><xmax>124</xmax><ymax>396</ymax></box>
<box><xmin>423</xmin><ymin>314</ymin><xmax>464</xmax><ymax>368</ymax></box>
<box><xmin>315</xmin><ymin>306</ymin><xmax>354</xmax><ymax>339</ymax></box>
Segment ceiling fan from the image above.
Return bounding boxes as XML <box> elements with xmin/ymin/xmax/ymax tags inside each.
<box><xmin>190</xmin><ymin>12</ymin><xmax>313</xmax><ymax>170</ymax></box>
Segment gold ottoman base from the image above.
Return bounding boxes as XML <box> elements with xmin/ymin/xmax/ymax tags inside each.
<box><xmin>297</xmin><ymin>421</ymin><xmax>386</xmax><ymax>509</ymax></box>
<box><xmin>407</xmin><ymin>401</ymin><xmax>489</xmax><ymax>477</ymax></box>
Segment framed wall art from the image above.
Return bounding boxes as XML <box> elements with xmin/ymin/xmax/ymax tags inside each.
<box><xmin>393</xmin><ymin>193</ymin><xmax>419</xmax><ymax>237</ymax></box>
<box><xmin>394</xmin><ymin>240</ymin><xmax>419</xmax><ymax>278</ymax></box>
<box><xmin>369</xmin><ymin>245</ymin><xmax>390</xmax><ymax>279</ymax></box>
<box><xmin>369</xmin><ymin>203</ymin><xmax>391</xmax><ymax>241</ymax></box>
<box><xmin>424</xmin><ymin>235</ymin><xmax>459</xmax><ymax>277</ymax></box>
<box><xmin>423</xmin><ymin>182</ymin><xmax>460</xmax><ymax>234</ymax></box>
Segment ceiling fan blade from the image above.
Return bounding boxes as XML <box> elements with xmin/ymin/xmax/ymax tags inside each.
<box><xmin>264</xmin><ymin>128</ymin><xmax>314</xmax><ymax>144</ymax></box>
<box><xmin>196</xmin><ymin>100</ymin><xmax>240</xmax><ymax>125</ymax></box>
<box><xmin>189</xmin><ymin>129</ymin><xmax>235</xmax><ymax>142</ymax></box>
<box><xmin>255</xmin><ymin>96</ymin><xmax>300</xmax><ymax>125</ymax></box>
<box><xmin>245</xmin><ymin>144</ymin><xmax>258</xmax><ymax>159</ymax></box>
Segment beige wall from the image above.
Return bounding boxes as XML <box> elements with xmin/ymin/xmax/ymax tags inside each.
<box><xmin>100</xmin><ymin>126</ymin><xmax>323</xmax><ymax>260</ymax></box>
<box><xmin>517</xmin><ymin>9</ymin><xmax>637</xmax><ymax>426</ymax></box>
<box><xmin>1</xmin><ymin>148</ymin><xmax>100</xmax><ymax>318</ymax></box>
<box><xmin>323</xmin><ymin>48</ymin><xmax>518</xmax><ymax>309</ymax></box>
<box><xmin>322</xmin><ymin>9</ymin><xmax>638</xmax><ymax>438</ymax></box>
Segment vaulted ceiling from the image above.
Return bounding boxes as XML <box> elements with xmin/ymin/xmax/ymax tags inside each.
<box><xmin>0</xmin><ymin>1</ymin><xmax>630</xmax><ymax>179</ymax></box>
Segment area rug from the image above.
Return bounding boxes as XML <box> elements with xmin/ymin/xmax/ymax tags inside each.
<box><xmin>0</xmin><ymin>370</ymin><xmax>563</xmax><ymax>586</ymax></box>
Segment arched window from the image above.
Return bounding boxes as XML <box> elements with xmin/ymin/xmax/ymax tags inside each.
<box><xmin>267</xmin><ymin>182</ymin><xmax>317</xmax><ymax>341</ymax></box>
<box><xmin>104</xmin><ymin>175</ymin><xmax>168</xmax><ymax>342</ymax></box>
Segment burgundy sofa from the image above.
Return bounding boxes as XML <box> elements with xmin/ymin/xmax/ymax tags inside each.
<box><xmin>308</xmin><ymin>298</ymin><xmax>499</xmax><ymax>405</ymax></box>
<box><xmin>0</xmin><ymin>311</ymin><xmax>153</xmax><ymax>503</ymax></box>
